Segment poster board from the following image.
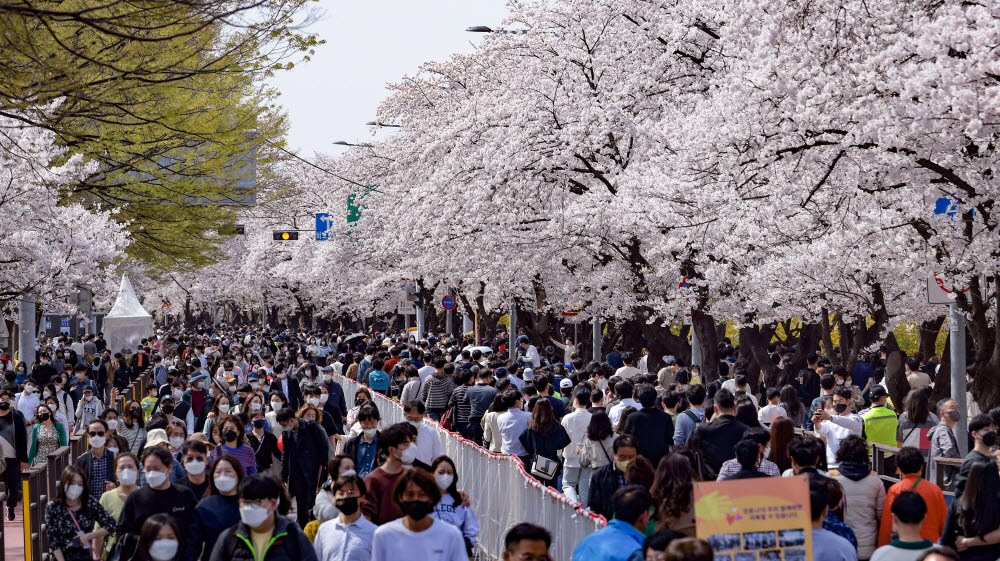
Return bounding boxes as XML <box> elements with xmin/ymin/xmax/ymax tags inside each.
<box><xmin>694</xmin><ymin>475</ymin><xmax>812</xmax><ymax>561</ymax></box>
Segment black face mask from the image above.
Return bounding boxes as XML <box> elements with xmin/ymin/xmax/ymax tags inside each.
<box><xmin>834</xmin><ymin>403</ymin><xmax>848</xmax><ymax>414</ymax></box>
<box><xmin>0</xmin><ymin>402</ymin><xmax>9</xmax><ymax>411</ymax></box>
<box><xmin>400</xmin><ymin>499</ymin><xmax>432</xmax><ymax>520</ymax></box>
<box><xmin>37</xmin><ymin>412</ymin><xmax>50</xmax><ymax>422</ymax></box>
<box><xmin>130</xmin><ymin>407</ymin><xmax>142</xmax><ymax>418</ymax></box>
<box><xmin>161</xmin><ymin>404</ymin><xmax>175</xmax><ymax>415</ymax></box>
<box><xmin>223</xmin><ymin>430</ymin><xmax>239</xmax><ymax>443</ymax></box>
<box><xmin>252</xmin><ymin>419</ymin><xmax>266</xmax><ymax>429</ymax></box>
<box><xmin>947</xmin><ymin>410</ymin><xmax>961</xmax><ymax>422</ymax></box>
<box><xmin>981</xmin><ymin>431</ymin><xmax>998</xmax><ymax>448</ymax></box>
<box><xmin>335</xmin><ymin>497</ymin><xmax>360</xmax><ymax>516</ymax></box>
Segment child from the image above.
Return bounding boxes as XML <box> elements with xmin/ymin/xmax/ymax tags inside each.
<box><xmin>140</xmin><ymin>384</ymin><xmax>159</xmax><ymax>420</ymax></box>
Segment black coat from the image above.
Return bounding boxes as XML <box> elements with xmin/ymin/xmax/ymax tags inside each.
<box><xmin>280</xmin><ymin>419</ymin><xmax>329</xmax><ymax>491</ymax></box>
<box><xmin>622</xmin><ymin>407</ymin><xmax>674</xmax><ymax>468</ymax></box>
<box><xmin>274</xmin><ymin>377</ymin><xmax>302</xmax><ymax>410</ymax></box>
<box><xmin>208</xmin><ymin>515</ymin><xmax>316</xmax><ymax>561</ymax></box>
<box><xmin>587</xmin><ymin>463</ymin><xmax>624</xmax><ymax>518</ymax></box>
<box><xmin>689</xmin><ymin>414</ymin><xmax>749</xmax><ymax>475</ymax></box>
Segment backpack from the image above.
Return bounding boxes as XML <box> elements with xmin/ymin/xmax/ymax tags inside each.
<box><xmin>681</xmin><ymin>409</ymin><xmax>705</xmax><ymax>444</ymax></box>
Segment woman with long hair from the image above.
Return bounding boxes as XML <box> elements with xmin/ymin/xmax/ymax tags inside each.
<box><xmin>45</xmin><ymin>465</ymin><xmax>115</xmax><ymax>561</ymax></box>
<box><xmin>29</xmin><ymin>403</ymin><xmax>68</xmax><ymax>467</ymax></box>
<box><xmin>183</xmin><ymin>454</ymin><xmax>245</xmax><ymax>558</ymax></box>
<box><xmin>208</xmin><ymin>416</ymin><xmax>258</xmax><ymax>476</ymax></box>
<box><xmin>650</xmin><ymin>453</ymin><xmax>698</xmax><ymax>536</ymax></box>
<box><xmin>579</xmin><ymin>410</ymin><xmax>615</xmax><ymax>472</ymax></box>
<box><xmin>779</xmin><ymin>385</ymin><xmax>805</xmax><ymax>428</ymax></box>
<box><xmin>941</xmin><ymin>461</ymin><xmax>1000</xmax><ymax>561</ymax></box>
<box><xmin>616</xmin><ymin>406</ymin><xmax>638</xmax><ymax>435</ymax></box>
<box><xmin>518</xmin><ymin>399</ymin><xmax>571</xmax><ymax>484</ymax></box>
<box><xmin>899</xmin><ymin>387</ymin><xmax>938</xmax><ymax>451</ymax></box>
<box><xmin>201</xmin><ymin>394</ymin><xmax>233</xmax><ymax>438</ymax></box>
<box><xmin>482</xmin><ymin>392</ymin><xmax>509</xmax><ymax>453</ymax></box>
<box><xmin>118</xmin><ymin>399</ymin><xmax>147</xmax><ymax>455</ymax></box>
<box><xmin>767</xmin><ymin>417</ymin><xmax>795</xmax><ymax>473</ymax></box>
<box><xmin>430</xmin><ymin>455</ymin><xmax>479</xmax><ymax>555</ymax></box>
<box><xmin>129</xmin><ymin>513</ymin><xmax>182</xmax><ymax>561</ymax></box>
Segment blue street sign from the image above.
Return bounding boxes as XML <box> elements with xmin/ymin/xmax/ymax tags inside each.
<box><xmin>315</xmin><ymin>213</ymin><xmax>332</xmax><ymax>241</ymax></box>
<box><xmin>935</xmin><ymin>196</ymin><xmax>976</xmax><ymax>218</ymax></box>
<box><xmin>442</xmin><ymin>295</ymin><xmax>457</xmax><ymax>310</ymax></box>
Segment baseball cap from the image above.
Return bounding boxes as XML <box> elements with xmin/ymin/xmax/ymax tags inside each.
<box><xmin>870</xmin><ymin>385</ymin><xmax>888</xmax><ymax>399</ymax></box>
<box><xmin>559</xmin><ymin>379</ymin><xmax>572</xmax><ymax>389</ymax></box>
<box><xmin>523</xmin><ymin>368</ymin><xmax>534</xmax><ymax>381</ymax></box>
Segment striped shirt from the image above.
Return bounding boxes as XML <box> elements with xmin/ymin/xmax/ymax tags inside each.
<box><xmin>448</xmin><ymin>386</ymin><xmax>472</xmax><ymax>424</ymax></box>
<box><xmin>420</xmin><ymin>375</ymin><xmax>456</xmax><ymax>410</ymax></box>
<box><xmin>209</xmin><ymin>443</ymin><xmax>258</xmax><ymax>475</ymax></box>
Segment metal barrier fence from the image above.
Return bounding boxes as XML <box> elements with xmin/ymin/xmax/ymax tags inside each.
<box><xmin>332</xmin><ymin>373</ymin><xmax>606</xmax><ymax>560</ymax></box>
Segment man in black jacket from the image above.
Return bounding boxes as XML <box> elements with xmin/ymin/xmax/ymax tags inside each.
<box><xmin>587</xmin><ymin>434</ymin><xmax>638</xmax><ymax>518</ymax></box>
<box><xmin>690</xmin><ymin>388</ymin><xmax>748</xmax><ymax>476</ymax></box>
<box><xmin>31</xmin><ymin>352</ymin><xmax>57</xmax><ymax>387</ymax></box>
<box><xmin>0</xmin><ymin>389</ymin><xmax>28</xmax><ymax>520</ymax></box>
<box><xmin>273</xmin><ymin>364</ymin><xmax>302</xmax><ymax>410</ymax></box>
<box><xmin>277</xmin><ymin>406</ymin><xmax>330</xmax><ymax>527</ymax></box>
<box><xmin>622</xmin><ymin>384</ymin><xmax>674</xmax><ymax>469</ymax></box>
<box><xmin>797</xmin><ymin>353</ymin><xmax>821</xmax><ymax>404</ymax></box>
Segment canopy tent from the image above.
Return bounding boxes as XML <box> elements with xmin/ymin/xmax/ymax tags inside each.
<box><xmin>102</xmin><ymin>274</ymin><xmax>154</xmax><ymax>355</ymax></box>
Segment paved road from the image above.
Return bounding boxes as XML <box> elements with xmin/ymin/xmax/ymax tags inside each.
<box><xmin>3</xmin><ymin>504</ymin><xmax>25</xmax><ymax>560</ymax></box>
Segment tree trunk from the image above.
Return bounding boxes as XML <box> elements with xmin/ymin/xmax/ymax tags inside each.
<box><xmin>918</xmin><ymin>317</ymin><xmax>946</xmax><ymax>360</ymax></box>
<box><xmin>738</xmin><ymin>324</ymin><xmax>779</xmax><ymax>390</ymax></box>
<box><xmin>819</xmin><ymin>310</ymin><xmax>840</xmax><ymax>367</ymax></box>
<box><xmin>692</xmin><ymin>310</ymin><xmax>719</xmax><ymax>382</ymax></box>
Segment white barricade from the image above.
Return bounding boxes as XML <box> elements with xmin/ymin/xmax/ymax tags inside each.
<box><xmin>333</xmin><ymin>373</ymin><xmax>606</xmax><ymax>560</ymax></box>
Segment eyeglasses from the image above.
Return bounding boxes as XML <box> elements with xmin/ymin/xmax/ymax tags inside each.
<box><xmin>88</xmin><ymin>432</ymin><xmax>105</xmax><ymax>437</ymax></box>
<box><xmin>512</xmin><ymin>554</ymin><xmax>552</xmax><ymax>561</ymax></box>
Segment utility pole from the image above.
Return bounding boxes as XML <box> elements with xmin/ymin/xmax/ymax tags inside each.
<box><xmin>950</xmin><ymin>303</ymin><xmax>968</xmax><ymax>455</ymax></box>
<box><xmin>18</xmin><ymin>295</ymin><xmax>35</xmax><ymax>366</ymax></box>
<box><xmin>592</xmin><ymin>316</ymin><xmax>601</xmax><ymax>363</ymax></box>
<box><xmin>508</xmin><ymin>300</ymin><xmax>517</xmax><ymax>360</ymax></box>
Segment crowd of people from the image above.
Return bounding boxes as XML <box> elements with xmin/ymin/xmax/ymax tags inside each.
<box><xmin>0</xmin><ymin>326</ymin><xmax>995</xmax><ymax>561</ymax></box>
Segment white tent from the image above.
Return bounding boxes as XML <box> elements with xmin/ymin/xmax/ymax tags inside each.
<box><xmin>102</xmin><ymin>274</ymin><xmax>154</xmax><ymax>355</ymax></box>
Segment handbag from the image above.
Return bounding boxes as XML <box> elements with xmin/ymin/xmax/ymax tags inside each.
<box><xmin>529</xmin><ymin>431</ymin><xmax>560</xmax><ymax>481</ymax></box>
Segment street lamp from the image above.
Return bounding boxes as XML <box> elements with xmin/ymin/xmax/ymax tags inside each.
<box><xmin>333</xmin><ymin>141</ymin><xmax>375</xmax><ymax>148</ymax></box>
<box><xmin>366</xmin><ymin>121</ymin><xmax>402</xmax><ymax>128</ymax></box>
<box><xmin>466</xmin><ymin>25</ymin><xmax>529</xmax><ymax>34</ymax></box>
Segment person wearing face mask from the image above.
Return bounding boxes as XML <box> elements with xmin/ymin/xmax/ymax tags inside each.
<box><xmin>29</xmin><ymin>403</ymin><xmax>69</xmax><ymax>467</ymax></box>
<box><xmin>184</xmin><ymin>455</ymin><xmax>246</xmax><ymax>560</ymax></box>
<box><xmin>273</xmin><ymin>364</ymin><xmax>303</xmax><ymax>410</ymax></box>
<box><xmin>131</xmin><ymin>513</ymin><xmax>183</xmax><ymax>561</ymax></box>
<box><xmin>587</xmin><ymin>434</ymin><xmax>640</xmax><ymax>518</ymax></box>
<box><xmin>209</xmin><ymin>473</ymin><xmax>317</xmax><ymax>561</ymax></box>
<box><xmin>369</xmin><ymin>468</ymin><xmax>466</xmax><ymax>561</ymax></box>
<box><xmin>0</xmin><ymin>389</ymin><xmax>28</xmax><ymax>520</ymax></box>
<box><xmin>247</xmin><ymin>410</ymin><xmax>281</xmax><ymax>477</ymax></box>
<box><xmin>309</xmin><ymin>455</ymin><xmax>356</xmax><ymax>530</ymax></box>
<box><xmin>341</xmin><ymin>407</ymin><xmax>381</xmax><ymax>478</ymax></box>
<box><xmin>302</xmin><ymin>385</ymin><xmax>341</xmax><ymax>448</ymax></box>
<box><xmin>811</xmin><ymin>387</ymin><xmax>863</xmax><ymax>470</ymax></box>
<box><xmin>265</xmin><ymin>391</ymin><xmax>288</xmax><ymax>437</ymax></box>
<box><xmin>74</xmin><ymin>419</ymin><xmax>117</xmax><ymax>500</ymax></box>
<box><xmin>102</xmin><ymin>409</ymin><xmax>127</xmax><ymax>455</ymax></box>
<box><xmin>202</xmin><ymin>395</ymin><xmax>233</xmax><ymax>438</ymax></box>
<box><xmin>360</xmin><ymin>423</ymin><xmax>415</xmax><ymax>525</ymax></box>
<box><xmin>573</xmin><ymin>486</ymin><xmax>655</xmax><ymax>561</ymax></box>
<box><xmin>277</xmin><ymin>406</ymin><xmax>331</xmax><ymax>528</ymax></box>
<box><xmin>15</xmin><ymin>378</ymin><xmax>41</xmax><ymax>422</ymax></box>
<box><xmin>50</xmin><ymin>377</ymin><xmax>77</xmax><ymax>429</ymax></box>
<box><xmin>31</xmin><ymin>351</ymin><xmax>58</xmax><ymax>386</ymax></box>
<box><xmin>403</xmin><ymin>401</ymin><xmax>443</xmax><ymax>465</ymax></box>
<box><xmin>176</xmin><ymin>440</ymin><xmax>212</xmax><ymax>499</ymax></box>
<box><xmin>209</xmin><ymin>416</ymin><xmax>258</xmax><ymax>476</ymax></box>
<box><xmin>430</xmin><ymin>456</ymin><xmax>479</xmax><ymax>555</ymax></box>
<box><xmin>98</xmin><ymin>452</ymin><xmax>140</xmax><ymax>557</ymax></box>
<box><xmin>119</xmin><ymin>400</ymin><xmax>148</xmax><ymax>455</ymax></box>
<box><xmin>313</xmin><ymin>473</ymin><xmax>377</xmax><ymax>560</ymax></box>
<box><xmin>953</xmin><ymin>414</ymin><xmax>996</xmax><ymax>499</ymax></box>
<box><xmin>927</xmin><ymin>398</ymin><xmax>962</xmax><ymax>491</ymax></box>
<box><xmin>14</xmin><ymin>361</ymin><xmax>29</xmax><ymax>385</ymax></box>
<box><xmin>116</xmin><ymin>447</ymin><xmax>198</xmax><ymax>561</ymax></box>
<box><xmin>74</xmin><ymin>386</ymin><xmax>104</xmax><ymax>434</ymax></box>
<box><xmin>164</xmin><ymin>420</ymin><xmax>188</xmax><ymax>460</ymax></box>
<box><xmin>167</xmin><ymin>382</ymin><xmax>195</xmax><ymax>434</ymax></box>
<box><xmin>45</xmin><ymin>465</ymin><xmax>116</xmax><ymax>561</ymax></box>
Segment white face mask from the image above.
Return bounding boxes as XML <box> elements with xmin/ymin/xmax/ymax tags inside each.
<box><xmin>149</xmin><ymin>539</ymin><xmax>179</xmax><ymax>561</ymax></box>
<box><xmin>23</xmin><ymin>386</ymin><xmax>33</xmax><ymax>394</ymax></box>
<box><xmin>218</xmin><ymin>404</ymin><xmax>230</xmax><ymax>413</ymax></box>
<box><xmin>251</xmin><ymin>402</ymin><xmax>261</xmax><ymax>411</ymax></box>
<box><xmin>107</xmin><ymin>447</ymin><xmax>120</xmax><ymax>455</ymax></box>
<box><xmin>270</xmin><ymin>401</ymin><xmax>282</xmax><ymax>411</ymax></box>
<box><xmin>185</xmin><ymin>459</ymin><xmax>206</xmax><ymax>475</ymax></box>
<box><xmin>172</xmin><ymin>390</ymin><xmax>183</xmax><ymax>401</ymax></box>
<box><xmin>145</xmin><ymin>469</ymin><xmax>168</xmax><ymax>487</ymax></box>
<box><xmin>106</xmin><ymin>419</ymin><xmax>119</xmax><ymax>431</ymax></box>
<box><xmin>117</xmin><ymin>468</ymin><xmax>137</xmax><ymax>485</ymax></box>
<box><xmin>396</xmin><ymin>444</ymin><xmax>417</xmax><ymax>465</ymax></box>
<box><xmin>42</xmin><ymin>391</ymin><xmax>51</xmax><ymax>399</ymax></box>
<box><xmin>250</xmin><ymin>382</ymin><xmax>258</xmax><ymax>390</ymax></box>
<box><xmin>363</xmin><ymin>428</ymin><xmax>377</xmax><ymax>439</ymax></box>
<box><xmin>214</xmin><ymin>475</ymin><xmax>238</xmax><ymax>493</ymax></box>
<box><xmin>239</xmin><ymin>503</ymin><xmax>270</xmax><ymax>528</ymax></box>
<box><xmin>169</xmin><ymin>436</ymin><xmax>185</xmax><ymax>449</ymax></box>
<box><xmin>307</xmin><ymin>397</ymin><xmax>319</xmax><ymax>406</ymax></box>
<box><xmin>90</xmin><ymin>435</ymin><xmax>106</xmax><ymax>448</ymax></box>
<box><xmin>408</xmin><ymin>420</ymin><xmax>422</xmax><ymax>429</ymax></box>
<box><xmin>65</xmin><ymin>484</ymin><xmax>84</xmax><ymax>500</ymax></box>
<box><xmin>319</xmin><ymin>394</ymin><xmax>329</xmax><ymax>403</ymax></box>
<box><xmin>323</xmin><ymin>374</ymin><xmax>332</xmax><ymax>382</ymax></box>
<box><xmin>435</xmin><ymin>474</ymin><xmax>454</xmax><ymax>490</ymax></box>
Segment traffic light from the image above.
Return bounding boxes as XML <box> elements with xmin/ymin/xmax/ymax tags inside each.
<box><xmin>272</xmin><ymin>230</ymin><xmax>299</xmax><ymax>241</ymax></box>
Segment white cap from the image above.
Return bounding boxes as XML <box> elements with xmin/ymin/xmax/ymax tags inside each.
<box><xmin>523</xmin><ymin>368</ymin><xmax>534</xmax><ymax>381</ymax></box>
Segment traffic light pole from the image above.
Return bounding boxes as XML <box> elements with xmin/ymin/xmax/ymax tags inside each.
<box><xmin>950</xmin><ymin>302</ymin><xmax>968</xmax><ymax>455</ymax></box>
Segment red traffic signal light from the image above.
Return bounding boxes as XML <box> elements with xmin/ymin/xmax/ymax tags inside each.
<box><xmin>272</xmin><ymin>230</ymin><xmax>299</xmax><ymax>241</ymax></box>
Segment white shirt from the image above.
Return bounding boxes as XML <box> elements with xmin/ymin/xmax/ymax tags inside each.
<box><xmin>523</xmin><ymin>345</ymin><xmax>541</xmax><ymax>368</ymax></box>
<box><xmin>15</xmin><ymin>392</ymin><xmax>39</xmax><ymax>423</ymax></box>
<box><xmin>561</xmin><ymin>407</ymin><xmax>593</xmax><ymax>468</ymax></box>
<box><xmin>497</xmin><ymin>409</ymin><xmax>532</xmax><ymax>456</ymax></box>
<box><xmin>413</xmin><ymin>423</ymin><xmax>443</xmax><ymax>466</ymax></box>
<box><xmin>417</xmin><ymin>366</ymin><xmax>437</xmax><ymax>383</ymax></box>
<box><xmin>608</xmin><ymin>398</ymin><xmax>639</xmax><ymax>426</ymax></box>
<box><xmin>816</xmin><ymin>413</ymin><xmax>864</xmax><ymax>468</ymax></box>
<box><xmin>314</xmin><ymin>515</ymin><xmax>377</xmax><ymax>561</ymax></box>
<box><xmin>721</xmin><ymin>378</ymin><xmax>737</xmax><ymax>394</ymax></box>
<box><xmin>758</xmin><ymin>403</ymin><xmax>788</xmax><ymax>425</ymax></box>
<box><xmin>371</xmin><ymin>518</ymin><xmax>466</xmax><ymax>561</ymax></box>
<box><xmin>615</xmin><ymin>366</ymin><xmax>640</xmax><ymax>380</ymax></box>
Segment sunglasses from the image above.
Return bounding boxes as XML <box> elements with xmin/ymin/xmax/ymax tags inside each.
<box><xmin>88</xmin><ymin>431</ymin><xmax>106</xmax><ymax>437</ymax></box>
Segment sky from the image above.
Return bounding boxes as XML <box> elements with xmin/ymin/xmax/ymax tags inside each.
<box><xmin>271</xmin><ymin>0</ymin><xmax>510</xmax><ymax>157</ymax></box>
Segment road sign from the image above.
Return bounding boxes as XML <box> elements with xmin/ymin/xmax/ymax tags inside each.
<box><xmin>397</xmin><ymin>301</ymin><xmax>416</xmax><ymax>315</ymax></box>
<box><xmin>442</xmin><ymin>295</ymin><xmax>457</xmax><ymax>310</ymax></box>
<box><xmin>315</xmin><ymin>213</ymin><xmax>333</xmax><ymax>241</ymax></box>
<box><xmin>927</xmin><ymin>272</ymin><xmax>977</xmax><ymax>305</ymax></box>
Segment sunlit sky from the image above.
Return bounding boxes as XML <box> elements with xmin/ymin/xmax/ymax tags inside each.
<box><xmin>271</xmin><ymin>0</ymin><xmax>510</xmax><ymax>157</ymax></box>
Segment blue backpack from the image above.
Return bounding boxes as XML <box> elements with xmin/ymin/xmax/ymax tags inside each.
<box><xmin>368</xmin><ymin>370</ymin><xmax>390</xmax><ymax>392</ymax></box>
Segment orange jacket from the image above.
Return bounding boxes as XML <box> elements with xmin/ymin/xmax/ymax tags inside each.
<box><xmin>877</xmin><ymin>474</ymin><xmax>948</xmax><ymax>546</ymax></box>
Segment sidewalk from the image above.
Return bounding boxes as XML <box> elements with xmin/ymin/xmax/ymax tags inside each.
<box><xmin>3</xmin><ymin>504</ymin><xmax>24</xmax><ymax>560</ymax></box>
